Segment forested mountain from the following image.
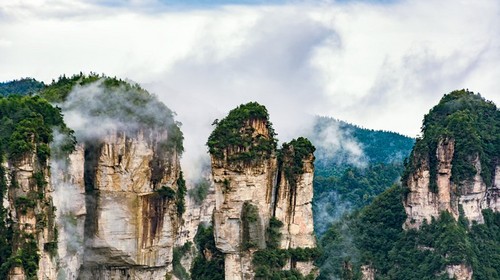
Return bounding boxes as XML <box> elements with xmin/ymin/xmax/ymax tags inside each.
<box><xmin>309</xmin><ymin>117</ymin><xmax>415</xmax><ymax>235</ymax></box>
<box><xmin>0</xmin><ymin>78</ymin><xmax>45</xmax><ymax>96</ymax></box>
<box><xmin>318</xmin><ymin>90</ymin><xmax>500</xmax><ymax>280</ymax></box>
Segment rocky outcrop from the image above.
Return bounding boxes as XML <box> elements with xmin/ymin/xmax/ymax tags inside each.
<box><xmin>445</xmin><ymin>264</ymin><xmax>473</xmax><ymax>280</ymax></box>
<box><xmin>3</xmin><ymin>150</ymin><xmax>58</xmax><ymax>280</ymax></box>
<box><xmin>361</xmin><ymin>265</ymin><xmax>376</xmax><ymax>280</ymax></box>
<box><xmin>404</xmin><ymin>138</ymin><xmax>499</xmax><ymax>229</ymax></box>
<box><xmin>208</xmin><ymin>103</ymin><xmax>318</xmax><ymax>279</ymax></box>
<box><xmin>57</xmin><ymin>130</ymin><xmax>183</xmax><ymax>279</ymax></box>
<box><xmin>28</xmin><ymin>127</ymin><xmax>184</xmax><ymax>280</ymax></box>
<box><xmin>211</xmin><ymin>137</ymin><xmax>278</xmax><ymax>279</ymax></box>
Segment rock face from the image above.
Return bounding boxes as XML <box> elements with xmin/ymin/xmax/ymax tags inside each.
<box><xmin>208</xmin><ymin>103</ymin><xmax>318</xmax><ymax>279</ymax></box>
<box><xmin>212</xmin><ymin>151</ymin><xmax>277</xmax><ymax>279</ymax></box>
<box><xmin>445</xmin><ymin>264</ymin><xmax>473</xmax><ymax>280</ymax></box>
<box><xmin>57</xmin><ymin>130</ymin><xmax>183</xmax><ymax>279</ymax></box>
<box><xmin>4</xmin><ymin>151</ymin><xmax>58</xmax><ymax>280</ymax></box>
<box><xmin>404</xmin><ymin>138</ymin><xmax>499</xmax><ymax>229</ymax></box>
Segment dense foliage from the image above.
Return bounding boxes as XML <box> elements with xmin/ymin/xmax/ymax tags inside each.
<box><xmin>0</xmin><ymin>95</ymin><xmax>75</xmax><ymax>162</ymax></box>
<box><xmin>312</xmin><ymin>117</ymin><xmax>414</xmax><ymax>172</ymax></box>
<box><xmin>251</xmin><ymin>215</ymin><xmax>320</xmax><ymax>279</ymax></box>
<box><xmin>318</xmin><ymin>184</ymin><xmax>500</xmax><ymax>279</ymax></box>
<box><xmin>403</xmin><ymin>90</ymin><xmax>500</xmax><ymax>191</ymax></box>
<box><xmin>172</xmin><ymin>242</ymin><xmax>192</xmax><ymax>280</ymax></box>
<box><xmin>311</xmin><ymin>117</ymin><xmax>414</xmax><ymax>236</ymax></box>
<box><xmin>280</xmin><ymin>137</ymin><xmax>316</xmax><ymax>190</ymax></box>
<box><xmin>176</xmin><ymin>171</ymin><xmax>187</xmax><ymax>216</ymax></box>
<box><xmin>0</xmin><ymin>78</ymin><xmax>45</xmax><ymax>96</ymax></box>
<box><xmin>0</xmin><ymin>95</ymin><xmax>73</xmax><ymax>279</ymax></box>
<box><xmin>190</xmin><ymin>224</ymin><xmax>225</xmax><ymax>280</ymax></box>
<box><xmin>40</xmin><ymin>73</ymin><xmax>184</xmax><ymax>154</ymax></box>
<box><xmin>207</xmin><ymin>102</ymin><xmax>277</xmax><ymax>165</ymax></box>
<box><xmin>318</xmin><ymin>91</ymin><xmax>500</xmax><ymax>279</ymax></box>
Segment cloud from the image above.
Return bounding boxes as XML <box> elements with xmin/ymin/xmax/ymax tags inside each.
<box><xmin>0</xmin><ymin>0</ymin><xmax>499</xmax><ymax>174</ymax></box>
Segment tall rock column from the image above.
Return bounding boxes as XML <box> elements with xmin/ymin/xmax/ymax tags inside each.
<box><xmin>1</xmin><ymin>146</ymin><xmax>58</xmax><ymax>280</ymax></box>
<box><xmin>274</xmin><ymin>138</ymin><xmax>317</xmax><ymax>276</ymax></box>
<box><xmin>75</xmin><ymin>130</ymin><xmax>183</xmax><ymax>279</ymax></box>
<box><xmin>207</xmin><ymin>102</ymin><xmax>318</xmax><ymax>279</ymax></box>
<box><xmin>403</xmin><ymin>91</ymin><xmax>500</xmax><ymax>230</ymax></box>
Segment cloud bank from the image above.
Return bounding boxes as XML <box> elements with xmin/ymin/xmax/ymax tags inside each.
<box><xmin>1</xmin><ymin>0</ymin><xmax>499</xmax><ymax>174</ymax></box>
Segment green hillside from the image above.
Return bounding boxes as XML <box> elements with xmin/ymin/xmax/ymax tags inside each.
<box><xmin>318</xmin><ymin>90</ymin><xmax>500</xmax><ymax>279</ymax></box>
<box><xmin>309</xmin><ymin>117</ymin><xmax>414</xmax><ymax>235</ymax></box>
<box><xmin>0</xmin><ymin>78</ymin><xmax>45</xmax><ymax>96</ymax></box>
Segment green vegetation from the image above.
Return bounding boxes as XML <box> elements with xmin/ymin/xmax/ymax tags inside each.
<box><xmin>280</xmin><ymin>137</ymin><xmax>315</xmax><ymax>190</ymax></box>
<box><xmin>172</xmin><ymin>242</ymin><xmax>192</xmax><ymax>280</ymax></box>
<box><xmin>241</xmin><ymin>202</ymin><xmax>260</xmax><ymax>250</ymax></box>
<box><xmin>253</xmin><ymin>247</ymin><xmax>319</xmax><ymax>280</ymax></box>
<box><xmin>317</xmin><ymin>185</ymin><xmax>499</xmax><ymax>279</ymax></box>
<box><xmin>0</xmin><ymin>233</ymin><xmax>40</xmax><ymax>280</ymax></box>
<box><xmin>155</xmin><ymin>172</ymin><xmax>186</xmax><ymax>217</ymax></box>
<box><xmin>318</xmin><ymin>91</ymin><xmax>500</xmax><ymax>279</ymax></box>
<box><xmin>188</xmin><ymin>178</ymin><xmax>210</xmax><ymax>205</ymax></box>
<box><xmin>207</xmin><ymin>102</ymin><xmax>277</xmax><ymax>165</ymax></box>
<box><xmin>156</xmin><ymin>186</ymin><xmax>176</xmax><ymax>200</ymax></box>
<box><xmin>311</xmin><ymin>117</ymin><xmax>414</xmax><ymax>236</ymax></box>
<box><xmin>252</xmin><ymin>216</ymin><xmax>319</xmax><ymax>279</ymax></box>
<box><xmin>315</xmin><ymin>163</ymin><xmax>404</xmax><ymax>208</ymax></box>
<box><xmin>403</xmin><ymin>90</ymin><xmax>500</xmax><ymax>191</ymax></box>
<box><xmin>0</xmin><ymin>78</ymin><xmax>45</xmax><ymax>96</ymax></box>
<box><xmin>0</xmin><ymin>86</ymin><xmax>77</xmax><ymax>279</ymax></box>
<box><xmin>39</xmin><ymin>73</ymin><xmax>184</xmax><ymax>154</ymax></box>
<box><xmin>0</xmin><ymin>151</ymin><xmax>13</xmax><ymax>278</ymax></box>
<box><xmin>190</xmin><ymin>224</ymin><xmax>225</xmax><ymax>280</ymax></box>
<box><xmin>0</xmin><ymin>95</ymin><xmax>75</xmax><ymax>162</ymax></box>
<box><xmin>266</xmin><ymin>217</ymin><xmax>283</xmax><ymax>249</ymax></box>
<box><xmin>176</xmin><ymin>172</ymin><xmax>187</xmax><ymax>216</ymax></box>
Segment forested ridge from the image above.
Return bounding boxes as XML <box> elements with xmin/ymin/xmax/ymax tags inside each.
<box><xmin>318</xmin><ymin>90</ymin><xmax>500</xmax><ymax>280</ymax></box>
<box><xmin>311</xmin><ymin>117</ymin><xmax>414</xmax><ymax>235</ymax></box>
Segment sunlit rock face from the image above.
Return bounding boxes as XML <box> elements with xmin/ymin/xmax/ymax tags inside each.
<box><xmin>404</xmin><ymin>138</ymin><xmax>499</xmax><ymax>230</ymax></box>
<box><xmin>208</xmin><ymin>105</ymin><xmax>318</xmax><ymax>279</ymax></box>
<box><xmin>4</xmin><ymin>150</ymin><xmax>58</xmax><ymax>280</ymax></box>
<box><xmin>63</xmin><ymin>130</ymin><xmax>183</xmax><ymax>279</ymax></box>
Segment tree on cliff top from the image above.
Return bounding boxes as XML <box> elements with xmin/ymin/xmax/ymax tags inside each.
<box><xmin>403</xmin><ymin>89</ymin><xmax>500</xmax><ymax>191</ymax></box>
<box><xmin>207</xmin><ymin>102</ymin><xmax>277</xmax><ymax>165</ymax></box>
<box><xmin>38</xmin><ymin>73</ymin><xmax>184</xmax><ymax>154</ymax></box>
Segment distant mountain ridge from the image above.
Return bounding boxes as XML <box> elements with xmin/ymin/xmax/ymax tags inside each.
<box><xmin>309</xmin><ymin>116</ymin><xmax>415</xmax><ymax>235</ymax></box>
<box><xmin>0</xmin><ymin>78</ymin><xmax>45</xmax><ymax>96</ymax></box>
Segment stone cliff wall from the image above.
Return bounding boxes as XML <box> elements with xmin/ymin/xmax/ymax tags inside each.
<box><xmin>208</xmin><ymin>110</ymin><xmax>318</xmax><ymax>279</ymax></box>
<box><xmin>3</xmin><ymin>149</ymin><xmax>57</xmax><ymax>280</ymax></box>
<box><xmin>212</xmin><ymin>157</ymin><xmax>277</xmax><ymax>279</ymax></box>
<box><xmin>404</xmin><ymin>138</ymin><xmax>499</xmax><ymax>229</ymax></box>
<box><xmin>54</xmin><ymin>130</ymin><xmax>182</xmax><ymax>279</ymax></box>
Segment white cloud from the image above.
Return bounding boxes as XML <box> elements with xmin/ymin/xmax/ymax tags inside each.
<box><xmin>0</xmin><ymin>0</ymin><xmax>499</xmax><ymax>175</ymax></box>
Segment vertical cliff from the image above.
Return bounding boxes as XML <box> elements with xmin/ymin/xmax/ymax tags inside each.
<box><xmin>402</xmin><ymin>90</ymin><xmax>500</xmax><ymax>279</ymax></box>
<box><xmin>0</xmin><ymin>96</ymin><xmax>74</xmax><ymax>280</ymax></box>
<box><xmin>49</xmin><ymin>76</ymin><xmax>186</xmax><ymax>279</ymax></box>
<box><xmin>74</xmin><ymin>130</ymin><xmax>183</xmax><ymax>279</ymax></box>
<box><xmin>207</xmin><ymin>102</ymin><xmax>318</xmax><ymax>279</ymax></box>
<box><xmin>403</xmin><ymin>90</ymin><xmax>500</xmax><ymax>229</ymax></box>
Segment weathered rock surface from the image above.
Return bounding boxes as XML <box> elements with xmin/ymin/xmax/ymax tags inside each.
<box><xmin>209</xmin><ymin>116</ymin><xmax>318</xmax><ymax>279</ymax></box>
<box><xmin>445</xmin><ymin>264</ymin><xmax>473</xmax><ymax>280</ymax></box>
<box><xmin>4</xmin><ymin>151</ymin><xmax>58</xmax><ymax>280</ymax></box>
<box><xmin>52</xmin><ymin>130</ymin><xmax>183</xmax><ymax>279</ymax></box>
<box><xmin>404</xmin><ymin>138</ymin><xmax>499</xmax><ymax>229</ymax></box>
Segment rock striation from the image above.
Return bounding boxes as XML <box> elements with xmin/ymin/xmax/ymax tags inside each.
<box><xmin>67</xmin><ymin>130</ymin><xmax>182</xmax><ymax>279</ymax></box>
<box><xmin>4</xmin><ymin>151</ymin><xmax>58</xmax><ymax>280</ymax></box>
<box><xmin>402</xmin><ymin>91</ymin><xmax>500</xmax><ymax>230</ymax></box>
<box><xmin>207</xmin><ymin>102</ymin><xmax>318</xmax><ymax>279</ymax></box>
<box><xmin>402</xmin><ymin>90</ymin><xmax>499</xmax><ymax>279</ymax></box>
